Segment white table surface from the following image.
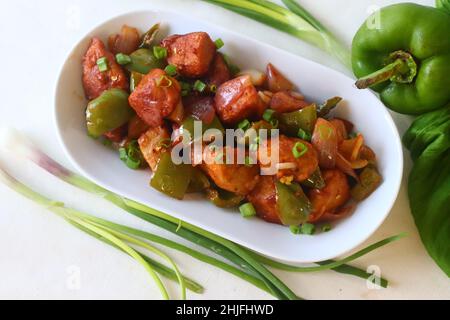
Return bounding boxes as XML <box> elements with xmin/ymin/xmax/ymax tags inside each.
<box><xmin>0</xmin><ymin>0</ymin><xmax>448</xmax><ymax>300</ymax></box>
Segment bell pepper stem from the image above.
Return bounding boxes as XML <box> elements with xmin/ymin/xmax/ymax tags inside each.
<box><xmin>355</xmin><ymin>60</ymin><xmax>403</xmax><ymax>89</ymax></box>
<box><xmin>355</xmin><ymin>51</ymin><xmax>417</xmax><ymax>89</ymax></box>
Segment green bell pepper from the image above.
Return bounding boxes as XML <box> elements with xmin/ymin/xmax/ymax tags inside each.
<box><xmin>126</xmin><ymin>48</ymin><xmax>165</xmax><ymax>74</ymax></box>
<box><xmin>403</xmin><ymin>106</ymin><xmax>450</xmax><ymax>276</ymax></box>
<box><xmin>352</xmin><ymin>3</ymin><xmax>450</xmax><ymax>115</ymax></box>
<box><xmin>150</xmin><ymin>152</ymin><xmax>193</xmax><ymax>200</ymax></box>
<box><xmin>86</xmin><ymin>88</ymin><xmax>134</xmax><ymax>138</ymax></box>
<box><xmin>277</xmin><ymin>104</ymin><xmax>317</xmax><ymax>137</ymax></box>
<box><xmin>205</xmin><ymin>188</ymin><xmax>245</xmax><ymax>208</ymax></box>
<box><xmin>275</xmin><ymin>181</ymin><xmax>311</xmax><ymax>226</ymax></box>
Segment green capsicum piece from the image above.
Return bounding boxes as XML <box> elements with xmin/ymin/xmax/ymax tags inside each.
<box><xmin>301</xmin><ymin>169</ymin><xmax>326</xmax><ymax>189</ymax></box>
<box><xmin>275</xmin><ymin>181</ymin><xmax>312</xmax><ymax>226</ymax></box>
<box><xmin>130</xmin><ymin>71</ymin><xmax>144</xmax><ymax>92</ymax></box>
<box><xmin>139</xmin><ymin>23</ymin><xmax>161</xmax><ymax>49</ymax></box>
<box><xmin>179</xmin><ymin>115</ymin><xmax>225</xmax><ymax>142</ymax></box>
<box><xmin>150</xmin><ymin>152</ymin><xmax>193</xmax><ymax>200</ymax></box>
<box><xmin>126</xmin><ymin>48</ymin><xmax>165</xmax><ymax>74</ymax></box>
<box><xmin>86</xmin><ymin>88</ymin><xmax>134</xmax><ymax>138</ymax></box>
<box><xmin>317</xmin><ymin>97</ymin><xmax>343</xmax><ymax>118</ymax></box>
<box><xmin>352</xmin><ymin>3</ymin><xmax>450</xmax><ymax>115</ymax></box>
<box><xmin>187</xmin><ymin>168</ymin><xmax>211</xmax><ymax>193</ymax></box>
<box><xmin>278</xmin><ymin>104</ymin><xmax>317</xmax><ymax>137</ymax></box>
<box><xmin>205</xmin><ymin>188</ymin><xmax>245</xmax><ymax>208</ymax></box>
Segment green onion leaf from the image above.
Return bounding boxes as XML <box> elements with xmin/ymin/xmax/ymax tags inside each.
<box><xmin>215</xmin><ymin>38</ymin><xmax>225</xmax><ymax>49</ymax></box>
<box><xmin>194</xmin><ymin>80</ymin><xmax>207</xmax><ymax>93</ymax></box>
<box><xmin>292</xmin><ymin>142</ymin><xmax>308</xmax><ymax>158</ymax></box>
<box><xmin>300</xmin><ymin>223</ymin><xmax>315</xmax><ymax>235</ymax></box>
<box><xmin>115</xmin><ymin>53</ymin><xmax>131</xmax><ymax>65</ymax></box>
<box><xmin>164</xmin><ymin>64</ymin><xmax>177</xmax><ymax>77</ymax></box>
<box><xmin>156</xmin><ymin>75</ymin><xmax>173</xmax><ymax>88</ymax></box>
<box><xmin>96</xmin><ymin>57</ymin><xmax>109</xmax><ymax>72</ymax></box>
<box><xmin>239</xmin><ymin>203</ymin><xmax>256</xmax><ymax>218</ymax></box>
<box><xmin>297</xmin><ymin>128</ymin><xmax>312</xmax><ymax>141</ymax></box>
<box><xmin>238</xmin><ymin>119</ymin><xmax>251</xmax><ymax>131</ymax></box>
<box><xmin>153</xmin><ymin>46</ymin><xmax>168</xmax><ymax>60</ymax></box>
<box><xmin>263</xmin><ymin>109</ymin><xmax>275</xmax><ymax>122</ymax></box>
<box><xmin>289</xmin><ymin>225</ymin><xmax>300</xmax><ymax>235</ymax></box>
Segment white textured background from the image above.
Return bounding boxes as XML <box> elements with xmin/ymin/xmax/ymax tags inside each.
<box><xmin>0</xmin><ymin>0</ymin><xmax>449</xmax><ymax>300</ymax></box>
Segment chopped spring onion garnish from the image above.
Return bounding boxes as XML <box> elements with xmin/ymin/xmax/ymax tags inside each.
<box><xmin>300</xmin><ymin>223</ymin><xmax>316</xmax><ymax>235</ymax></box>
<box><xmin>238</xmin><ymin>119</ymin><xmax>251</xmax><ymax>131</ymax></box>
<box><xmin>292</xmin><ymin>142</ymin><xmax>308</xmax><ymax>158</ymax></box>
<box><xmin>153</xmin><ymin>46</ymin><xmax>168</xmax><ymax>60</ymax></box>
<box><xmin>156</xmin><ymin>75</ymin><xmax>173</xmax><ymax>88</ymax></box>
<box><xmin>115</xmin><ymin>53</ymin><xmax>131</xmax><ymax>65</ymax></box>
<box><xmin>263</xmin><ymin>109</ymin><xmax>275</xmax><ymax>122</ymax></box>
<box><xmin>322</xmin><ymin>224</ymin><xmax>332</xmax><ymax>233</ymax></box>
<box><xmin>164</xmin><ymin>64</ymin><xmax>177</xmax><ymax>77</ymax></box>
<box><xmin>119</xmin><ymin>140</ymin><xmax>142</xmax><ymax>170</ymax></box>
<box><xmin>194</xmin><ymin>80</ymin><xmax>207</xmax><ymax>93</ymax></box>
<box><xmin>297</xmin><ymin>128</ymin><xmax>312</xmax><ymax>141</ymax></box>
<box><xmin>239</xmin><ymin>203</ymin><xmax>256</xmax><ymax>218</ymax></box>
<box><xmin>289</xmin><ymin>225</ymin><xmax>300</xmax><ymax>235</ymax></box>
<box><xmin>96</xmin><ymin>57</ymin><xmax>109</xmax><ymax>72</ymax></box>
<box><xmin>214</xmin><ymin>38</ymin><xmax>225</xmax><ymax>49</ymax></box>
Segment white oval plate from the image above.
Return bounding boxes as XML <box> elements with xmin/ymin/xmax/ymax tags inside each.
<box><xmin>54</xmin><ymin>11</ymin><xmax>403</xmax><ymax>263</ymax></box>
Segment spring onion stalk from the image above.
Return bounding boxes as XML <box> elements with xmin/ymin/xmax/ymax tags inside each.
<box><xmin>68</xmin><ymin>213</ymin><xmax>271</xmax><ymax>293</ymax></box>
<box><xmin>67</xmin><ymin>219</ymin><xmax>204</xmax><ymax>293</ymax></box>
<box><xmin>0</xmin><ymin>167</ymin><xmax>173</xmax><ymax>299</ymax></box>
<box><xmin>201</xmin><ymin>0</ymin><xmax>351</xmax><ymax>68</ymax></box>
<box><xmin>2</xmin><ymin>130</ymin><xmax>400</xmax><ymax>296</ymax></box>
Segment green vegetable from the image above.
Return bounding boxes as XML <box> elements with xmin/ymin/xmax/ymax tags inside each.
<box><xmin>96</xmin><ymin>57</ymin><xmax>108</xmax><ymax>72</ymax></box>
<box><xmin>275</xmin><ymin>181</ymin><xmax>311</xmax><ymax>226</ymax></box>
<box><xmin>201</xmin><ymin>0</ymin><xmax>350</xmax><ymax>67</ymax></box>
<box><xmin>153</xmin><ymin>46</ymin><xmax>168</xmax><ymax>60</ymax></box>
<box><xmin>292</xmin><ymin>142</ymin><xmax>308</xmax><ymax>158</ymax></box>
<box><xmin>187</xmin><ymin>168</ymin><xmax>211</xmax><ymax>193</ymax></box>
<box><xmin>150</xmin><ymin>152</ymin><xmax>193</xmax><ymax>200</ymax></box>
<box><xmin>240</xmin><ymin>203</ymin><xmax>257</xmax><ymax>218</ymax></box>
<box><xmin>0</xmin><ymin>167</ymin><xmax>193</xmax><ymax>299</ymax></box>
<box><xmin>119</xmin><ymin>140</ymin><xmax>145</xmax><ymax>170</ymax></box>
<box><xmin>403</xmin><ymin>107</ymin><xmax>450</xmax><ymax>276</ymax></box>
<box><xmin>206</xmin><ymin>188</ymin><xmax>245</xmax><ymax>208</ymax></box>
<box><xmin>7</xmin><ymin>131</ymin><xmax>408</xmax><ymax>297</ymax></box>
<box><xmin>301</xmin><ymin>169</ymin><xmax>325</xmax><ymax>189</ymax></box>
<box><xmin>436</xmin><ymin>0</ymin><xmax>450</xmax><ymax>13</ymax></box>
<box><xmin>238</xmin><ymin>119</ymin><xmax>251</xmax><ymax>131</ymax></box>
<box><xmin>214</xmin><ymin>38</ymin><xmax>225</xmax><ymax>49</ymax></box>
<box><xmin>140</xmin><ymin>23</ymin><xmax>161</xmax><ymax>49</ymax></box>
<box><xmin>85</xmin><ymin>89</ymin><xmax>134</xmax><ymax>138</ymax></box>
<box><xmin>352</xmin><ymin>3</ymin><xmax>450</xmax><ymax>115</ymax></box>
<box><xmin>297</xmin><ymin>128</ymin><xmax>311</xmax><ymax>141</ymax></box>
<box><xmin>289</xmin><ymin>225</ymin><xmax>300</xmax><ymax>235</ymax></box>
<box><xmin>164</xmin><ymin>64</ymin><xmax>177</xmax><ymax>77</ymax></box>
<box><xmin>278</xmin><ymin>104</ymin><xmax>317</xmax><ymax>136</ymax></box>
<box><xmin>300</xmin><ymin>223</ymin><xmax>315</xmax><ymax>235</ymax></box>
<box><xmin>115</xmin><ymin>53</ymin><xmax>131</xmax><ymax>65</ymax></box>
<box><xmin>322</xmin><ymin>224</ymin><xmax>332</xmax><ymax>233</ymax></box>
<box><xmin>317</xmin><ymin>97</ymin><xmax>343</xmax><ymax>118</ymax></box>
<box><xmin>130</xmin><ymin>71</ymin><xmax>144</xmax><ymax>92</ymax></box>
<box><xmin>351</xmin><ymin>166</ymin><xmax>383</xmax><ymax>202</ymax></box>
<box><xmin>126</xmin><ymin>48</ymin><xmax>165</xmax><ymax>74</ymax></box>
<box><xmin>194</xmin><ymin>80</ymin><xmax>207</xmax><ymax>93</ymax></box>
<box><xmin>263</xmin><ymin>109</ymin><xmax>275</xmax><ymax>122</ymax></box>
<box><xmin>179</xmin><ymin>116</ymin><xmax>225</xmax><ymax>142</ymax></box>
